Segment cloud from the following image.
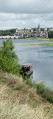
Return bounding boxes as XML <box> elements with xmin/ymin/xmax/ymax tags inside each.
<box><xmin>0</xmin><ymin>0</ymin><xmax>53</xmax><ymax>29</ymax></box>
<box><xmin>0</xmin><ymin>0</ymin><xmax>53</xmax><ymax>14</ymax></box>
<box><xmin>0</xmin><ymin>13</ymin><xmax>53</xmax><ymax>29</ymax></box>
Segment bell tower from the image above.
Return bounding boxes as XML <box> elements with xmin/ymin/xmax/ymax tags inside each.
<box><xmin>38</xmin><ymin>24</ymin><xmax>41</xmax><ymax>33</ymax></box>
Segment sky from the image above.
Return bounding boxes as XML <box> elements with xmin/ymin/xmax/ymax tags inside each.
<box><xmin>0</xmin><ymin>0</ymin><xmax>53</xmax><ymax>30</ymax></box>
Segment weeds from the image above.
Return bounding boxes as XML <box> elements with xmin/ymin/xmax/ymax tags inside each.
<box><xmin>24</xmin><ymin>78</ymin><xmax>53</xmax><ymax>104</ymax></box>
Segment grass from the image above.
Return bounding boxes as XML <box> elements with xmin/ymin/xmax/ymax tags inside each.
<box><xmin>38</xmin><ymin>43</ymin><xmax>53</xmax><ymax>46</ymax></box>
<box><xmin>0</xmin><ymin>69</ymin><xmax>53</xmax><ymax>104</ymax></box>
<box><xmin>23</xmin><ymin>43</ymin><xmax>53</xmax><ymax>46</ymax></box>
<box><xmin>26</xmin><ymin>38</ymin><xmax>53</xmax><ymax>41</ymax></box>
<box><xmin>24</xmin><ymin>78</ymin><xmax>53</xmax><ymax>104</ymax></box>
<box><xmin>36</xmin><ymin>83</ymin><xmax>53</xmax><ymax>103</ymax></box>
<box><xmin>0</xmin><ymin>69</ymin><xmax>53</xmax><ymax>119</ymax></box>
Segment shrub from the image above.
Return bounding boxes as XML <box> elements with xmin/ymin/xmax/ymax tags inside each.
<box><xmin>36</xmin><ymin>82</ymin><xmax>45</xmax><ymax>95</ymax></box>
<box><xmin>0</xmin><ymin>40</ymin><xmax>21</xmax><ymax>76</ymax></box>
<box><xmin>47</xmin><ymin>95</ymin><xmax>53</xmax><ymax>103</ymax></box>
<box><xmin>1</xmin><ymin>40</ymin><xmax>17</xmax><ymax>59</ymax></box>
<box><xmin>43</xmin><ymin>89</ymin><xmax>53</xmax><ymax>103</ymax></box>
<box><xmin>48</xmin><ymin>30</ymin><xmax>53</xmax><ymax>38</ymax></box>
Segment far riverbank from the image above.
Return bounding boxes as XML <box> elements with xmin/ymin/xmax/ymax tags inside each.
<box><xmin>0</xmin><ymin>37</ymin><xmax>53</xmax><ymax>42</ymax></box>
<box><xmin>26</xmin><ymin>37</ymin><xmax>53</xmax><ymax>41</ymax></box>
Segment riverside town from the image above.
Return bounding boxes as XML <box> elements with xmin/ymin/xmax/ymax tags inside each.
<box><xmin>0</xmin><ymin>24</ymin><xmax>52</xmax><ymax>39</ymax></box>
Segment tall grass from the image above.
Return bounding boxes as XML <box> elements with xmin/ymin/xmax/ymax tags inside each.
<box><xmin>24</xmin><ymin>78</ymin><xmax>53</xmax><ymax>104</ymax></box>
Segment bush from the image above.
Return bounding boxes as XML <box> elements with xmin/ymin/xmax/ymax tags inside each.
<box><xmin>0</xmin><ymin>40</ymin><xmax>21</xmax><ymax>76</ymax></box>
<box><xmin>1</xmin><ymin>40</ymin><xmax>17</xmax><ymax>59</ymax></box>
<box><xmin>43</xmin><ymin>89</ymin><xmax>53</xmax><ymax>103</ymax></box>
<box><xmin>47</xmin><ymin>95</ymin><xmax>53</xmax><ymax>103</ymax></box>
<box><xmin>36</xmin><ymin>83</ymin><xmax>53</xmax><ymax>103</ymax></box>
<box><xmin>36</xmin><ymin>82</ymin><xmax>45</xmax><ymax>95</ymax></box>
<box><xmin>48</xmin><ymin>30</ymin><xmax>53</xmax><ymax>38</ymax></box>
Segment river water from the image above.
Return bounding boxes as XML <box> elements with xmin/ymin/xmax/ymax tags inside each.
<box><xmin>0</xmin><ymin>39</ymin><xmax>53</xmax><ymax>89</ymax></box>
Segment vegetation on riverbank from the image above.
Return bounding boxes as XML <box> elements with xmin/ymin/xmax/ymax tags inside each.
<box><xmin>26</xmin><ymin>38</ymin><xmax>53</xmax><ymax>41</ymax></box>
<box><xmin>38</xmin><ymin>43</ymin><xmax>53</xmax><ymax>46</ymax></box>
<box><xmin>0</xmin><ymin>70</ymin><xmax>53</xmax><ymax>119</ymax></box>
<box><xmin>48</xmin><ymin>30</ymin><xmax>53</xmax><ymax>38</ymax></box>
<box><xmin>0</xmin><ymin>40</ymin><xmax>21</xmax><ymax>76</ymax></box>
<box><xmin>23</xmin><ymin>43</ymin><xmax>53</xmax><ymax>46</ymax></box>
<box><xmin>0</xmin><ymin>40</ymin><xmax>53</xmax><ymax>119</ymax></box>
<box><xmin>0</xmin><ymin>40</ymin><xmax>53</xmax><ymax>118</ymax></box>
<box><xmin>0</xmin><ymin>29</ymin><xmax>16</xmax><ymax>36</ymax></box>
<box><xmin>24</xmin><ymin>78</ymin><xmax>53</xmax><ymax>104</ymax></box>
<box><xmin>0</xmin><ymin>40</ymin><xmax>53</xmax><ymax>104</ymax></box>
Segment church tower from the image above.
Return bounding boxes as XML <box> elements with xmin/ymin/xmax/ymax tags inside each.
<box><xmin>38</xmin><ymin>24</ymin><xmax>41</xmax><ymax>33</ymax></box>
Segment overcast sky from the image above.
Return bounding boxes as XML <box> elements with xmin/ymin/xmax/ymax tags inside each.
<box><xmin>0</xmin><ymin>0</ymin><xmax>53</xmax><ymax>29</ymax></box>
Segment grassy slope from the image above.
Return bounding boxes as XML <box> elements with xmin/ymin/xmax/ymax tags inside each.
<box><xmin>0</xmin><ymin>70</ymin><xmax>53</xmax><ymax>119</ymax></box>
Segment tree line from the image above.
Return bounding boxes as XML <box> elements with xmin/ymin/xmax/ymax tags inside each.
<box><xmin>48</xmin><ymin>30</ymin><xmax>53</xmax><ymax>38</ymax></box>
<box><xmin>0</xmin><ymin>29</ymin><xmax>16</xmax><ymax>36</ymax></box>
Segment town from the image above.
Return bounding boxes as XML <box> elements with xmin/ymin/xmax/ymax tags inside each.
<box><xmin>0</xmin><ymin>24</ymin><xmax>53</xmax><ymax>39</ymax></box>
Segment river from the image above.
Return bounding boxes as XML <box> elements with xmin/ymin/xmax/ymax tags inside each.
<box><xmin>0</xmin><ymin>39</ymin><xmax>53</xmax><ymax>89</ymax></box>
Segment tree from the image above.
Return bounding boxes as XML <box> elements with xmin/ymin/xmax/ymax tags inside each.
<box><xmin>0</xmin><ymin>40</ymin><xmax>20</xmax><ymax>75</ymax></box>
<box><xmin>0</xmin><ymin>29</ymin><xmax>16</xmax><ymax>36</ymax></box>
<box><xmin>1</xmin><ymin>40</ymin><xmax>17</xmax><ymax>59</ymax></box>
<box><xmin>48</xmin><ymin>30</ymin><xmax>53</xmax><ymax>38</ymax></box>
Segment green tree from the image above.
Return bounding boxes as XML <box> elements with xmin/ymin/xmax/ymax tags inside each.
<box><xmin>0</xmin><ymin>40</ymin><xmax>20</xmax><ymax>76</ymax></box>
<box><xmin>0</xmin><ymin>29</ymin><xmax>16</xmax><ymax>36</ymax></box>
<box><xmin>1</xmin><ymin>40</ymin><xmax>17</xmax><ymax>59</ymax></box>
<box><xmin>48</xmin><ymin>30</ymin><xmax>53</xmax><ymax>38</ymax></box>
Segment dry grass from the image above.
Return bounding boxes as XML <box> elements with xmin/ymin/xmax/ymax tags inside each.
<box><xmin>0</xmin><ymin>70</ymin><xmax>53</xmax><ymax>119</ymax></box>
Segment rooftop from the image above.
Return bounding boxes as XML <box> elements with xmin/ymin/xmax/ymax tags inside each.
<box><xmin>22</xmin><ymin>63</ymin><xmax>32</xmax><ymax>67</ymax></box>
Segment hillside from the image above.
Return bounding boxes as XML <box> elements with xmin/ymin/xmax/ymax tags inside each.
<box><xmin>0</xmin><ymin>69</ymin><xmax>53</xmax><ymax>119</ymax></box>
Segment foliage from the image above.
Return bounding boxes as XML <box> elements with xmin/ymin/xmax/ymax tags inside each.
<box><xmin>47</xmin><ymin>95</ymin><xmax>53</xmax><ymax>103</ymax></box>
<box><xmin>48</xmin><ymin>30</ymin><xmax>53</xmax><ymax>38</ymax></box>
<box><xmin>43</xmin><ymin>89</ymin><xmax>53</xmax><ymax>103</ymax></box>
<box><xmin>36</xmin><ymin>83</ymin><xmax>53</xmax><ymax>103</ymax></box>
<box><xmin>24</xmin><ymin>79</ymin><xmax>53</xmax><ymax>103</ymax></box>
<box><xmin>36</xmin><ymin>82</ymin><xmax>45</xmax><ymax>95</ymax></box>
<box><xmin>0</xmin><ymin>40</ymin><xmax>20</xmax><ymax>76</ymax></box>
<box><xmin>1</xmin><ymin>40</ymin><xmax>17</xmax><ymax>59</ymax></box>
<box><xmin>0</xmin><ymin>29</ymin><xmax>16</xmax><ymax>36</ymax></box>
